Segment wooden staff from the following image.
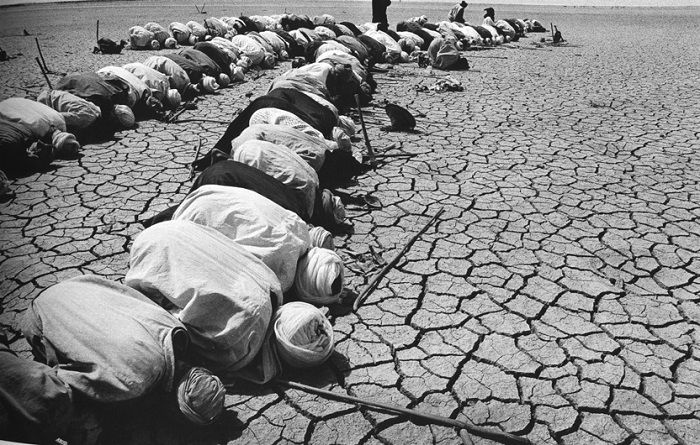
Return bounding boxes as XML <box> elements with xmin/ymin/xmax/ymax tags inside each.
<box><xmin>353</xmin><ymin>207</ymin><xmax>445</xmax><ymax>311</ymax></box>
<box><xmin>276</xmin><ymin>379</ymin><xmax>532</xmax><ymax>445</ymax></box>
<box><xmin>36</xmin><ymin>57</ymin><xmax>52</xmax><ymax>90</ymax></box>
<box><xmin>96</xmin><ymin>20</ymin><xmax>99</xmax><ymax>42</ymax></box>
<box><xmin>189</xmin><ymin>136</ymin><xmax>201</xmax><ymax>179</ymax></box>
<box><xmin>354</xmin><ymin>93</ymin><xmax>376</xmax><ymax>167</ymax></box>
<box><xmin>550</xmin><ymin>23</ymin><xmax>554</xmax><ymax>40</ymax></box>
<box><xmin>35</xmin><ymin>38</ymin><xmax>49</xmax><ymax>73</ymax></box>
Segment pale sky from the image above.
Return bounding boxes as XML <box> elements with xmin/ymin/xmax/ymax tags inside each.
<box><xmin>0</xmin><ymin>0</ymin><xmax>698</xmax><ymax>7</ymax></box>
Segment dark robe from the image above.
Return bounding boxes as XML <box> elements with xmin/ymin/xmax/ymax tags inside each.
<box><xmin>339</xmin><ymin>21</ymin><xmax>362</xmax><ymax>36</ymax></box>
<box><xmin>163</xmin><ymin>53</ymin><xmax>208</xmax><ymax>83</ymax></box>
<box><xmin>280</xmin><ymin>14</ymin><xmax>314</xmax><ymax>31</ymax></box>
<box><xmin>178</xmin><ymin>48</ymin><xmax>221</xmax><ymax>78</ymax></box>
<box><xmin>54</xmin><ymin>72</ymin><xmax>130</xmax><ymax>116</ymax></box>
<box><xmin>472</xmin><ymin>25</ymin><xmax>494</xmax><ymax>40</ymax></box>
<box><xmin>371</xmin><ymin>0</ymin><xmax>391</xmax><ymax>26</ymax></box>
<box><xmin>396</xmin><ymin>21</ymin><xmax>434</xmax><ymax>50</ymax></box>
<box><xmin>0</xmin><ymin>349</ymin><xmax>73</xmax><ymax>444</ymax></box>
<box><xmin>273</xmin><ymin>29</ymin><xmax>305</xmax><ymax>57</ymax></box>
<box><xmin>0</xmin><ymin>120</ymin><xmax>54</xmax><ymax>177</ymax></box>
<box><xmin>238</xmin><ymin>16</ymin><xmax>262</xmax><ymax>34</ymax></box>
<box><xmin>143</xmin><ymin>161</ymin><xmax>310</xmax><ymax>227</ymax></box>
<box><xmin>357</xmin><ymin>34</ymin><xmax>387</xmax><ymax>66</ymax></box>
<box><xmin>193</xmin><ymin>42</ymin><xmax>233</xmax><ymax>76</ymax></box>
<box><xmin>210</xmin><ymin>88</ymin><xmax>336</xmax><ymax>152</ymax></box>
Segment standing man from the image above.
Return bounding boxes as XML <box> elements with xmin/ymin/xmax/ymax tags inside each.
<box><xmin>372</xmin><ymin>0</ymin><xmax>392</xmax><ymax>31</ymax></box>
<box><xmin>449</xmin><ymin>1</ymin><xmax>468</xmax><ymax>24</ymax></box>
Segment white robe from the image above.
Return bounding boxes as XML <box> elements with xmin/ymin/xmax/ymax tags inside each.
<box><xmin>126</xmin><ymin>220</ymin><xmax>282</xmax><ymax>376</ymax></box>
<box><xmin>231</xmin><ymin>140</ymin><xmax>319</xmax><ymax>217</ymax></box>
<box><xmin>232</xmin><ymin>123</ymin><xmax>330</xmax><ymax>171</ymax></box>
<box><xmin>173</xmin><ymin>185</ymin><xmax>311</xmax><ymax>292</ymax></box>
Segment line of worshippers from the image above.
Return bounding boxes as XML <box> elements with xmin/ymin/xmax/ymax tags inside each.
<box><xmin>0</xmin><ymin>8</ymin><xmax>547</xmax><ymax>193</ymax></box>
<box><xmin>0</xmin><ymin>13</ymin><xmax>394</xmax><ymax>445</ymax></box>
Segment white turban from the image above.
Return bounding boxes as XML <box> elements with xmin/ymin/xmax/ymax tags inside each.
<box><xmin>294</xmin><ymin>247</ymin><xmax>344</xmax><ymax>305</ymax></box>
<box><xmin>273</xmin><ymin>302</ymin><xmax>334</xmax><ymax>368</ymax></box>
<box><xmin>308</xmin><ymin>226</ymin><xmax>334</xmax><ymax>250</ymax></box>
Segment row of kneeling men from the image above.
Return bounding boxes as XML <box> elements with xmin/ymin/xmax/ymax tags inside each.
<box><xmin>0</xmin><ymin>11</ymin><xmax>376</xmax><ymax>443</ymax></box>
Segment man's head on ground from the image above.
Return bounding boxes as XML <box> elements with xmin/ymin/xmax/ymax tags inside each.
<box><xmin>176</xmin><ymin>366</ymin><xmax>226</xmax><ymax>425</ymax></box>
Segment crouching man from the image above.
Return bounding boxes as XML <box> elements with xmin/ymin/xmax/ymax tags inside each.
<box><xmin>22</xmin><ymin>275</ymin><xmax>225</xmax><ymax>427</ymax></box>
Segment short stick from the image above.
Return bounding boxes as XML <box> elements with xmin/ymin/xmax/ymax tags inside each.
<box><xmin>190</xmin><ymin>136</ymin><xmax>202</xmax><ymax>179</ymax></box>
<box><xmin>36</xmin><ymin>57</ymin><xmax>52</xmax><ymax>90</ymax></box>
<box><xmin>354</xmin><ymin>93</ymin><xmax>376</xmax><ymax>167</ymax></box>
<box><xmin>353</xmin><ymin>207</ymin><xmax>444</xmax><ymax>311</ymax></box>
<box><xmin>276</xmin><ymin>379</ymin><xmax>532</xmax><ymax>445</ymax></box>
<box><xmin>96</xmin><ymin>20</ymin><xmax>100</xmax><ymax>42</ymax></box>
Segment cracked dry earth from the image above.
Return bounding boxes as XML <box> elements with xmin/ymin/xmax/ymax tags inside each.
<box><xmin>1</xmin><ymin>3</ymin><xmax>700</xmax><ymax>445</ymax></box>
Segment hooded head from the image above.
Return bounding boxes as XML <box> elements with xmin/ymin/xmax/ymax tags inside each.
<box><xmin>321</xmin><ymin>189</ymin><xmax>346</xmax><ymax>225</ymax></box>
<box><xmin>176</xmin><ymin>367</ymin><xmax>226</xmax><ymax>425</ymax></box>
<box><xmin>111</xmin><ymin>104</ymin><xmax>135</xmax><ymax>129</ymax></box>
<box><xmin>51</xmin><ymin>130</ymin><xmax>80</xmax><ymax>159</ymax></box>
<box><xmin>484</xmin><ymin>8</ymin><xmax>495</xmax><ymax>20</ymax></box>
<box><xmin>165</xmin><ymin>89</ymin><xmax>182</xmax><ymax>109</ymax></box>
<box><xmin>294</xmin><ymin>247</ymin><xmax>344</xmax><ymax>305</ymax></box>
<box><xmin>460</xmin><ymin>1</ymin><xmax>468</xmax><ymax>7</ymax></box>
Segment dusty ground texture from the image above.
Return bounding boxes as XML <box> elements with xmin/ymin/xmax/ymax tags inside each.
<box><xmin>1</xmin><ymin>2</ymin><xmax>700</xmax><ymax>444</ymax></box>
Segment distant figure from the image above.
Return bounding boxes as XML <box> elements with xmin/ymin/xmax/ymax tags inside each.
<box><xmin>448</xmin><ymin>1</ymin><xmax>468</xmax><ymax>24</ymax></box>
<box><xmin>553</xmin><ymin>25</ymin><xmax>564</xmax><ymax>43</ymax></box>
<box><xmin>372</xmin><ymin>0</ymin><xmax>391</xmax><ymax>31</ymax></box>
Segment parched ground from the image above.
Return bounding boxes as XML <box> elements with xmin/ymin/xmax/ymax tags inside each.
<box><xmin>1</xmin><ymin>2</ymin><xmax>700</xmax><ymax>445</ymax></box>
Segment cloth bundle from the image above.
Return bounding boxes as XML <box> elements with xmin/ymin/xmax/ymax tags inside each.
<box><xmin>97</xmin><ymin>66</ymin><xmax>150</xmax><ymax>108</ymax></box>
<box><xmin>0</xmin><ymin>98</ymin><xmax>66</xmax><ymax>137</ymax></box>
<box><xmin>170</xmin><ymin>22</ymin><xmax>191</xmax><ymax>44</ymax></box>
<box><xmin>230</xmin><ymin>35</ymin><xmax>266</xmax><ymax>67</ymax></box>
<box><xmin>232</xmin><ymin>123</ymin><xmax>329</xmax><ymax>171</ymax></box>
<box><xmin>36</xmin><ymin>90</ymin><xmax>101</xmax><ymax>131</ymax></box>
<box><xmin>143</xmin><ymin>56</ymin><xmax>191</xmax><ymax>92</ymax></box>
<box><xmin>273</xmin><ymin>302</ymin><xmax>334</xmax><ymax>368</ymax></box>
<box><xmin>125</xmin><ymin>220</ymin><xmax>283</xmax><ymax>376</ymax></box>
<box><xmin>122</xmin><ymin>62</ymin><xmax>171</xmax><ymax>102</ymax></box>
<box><xmin>128</xmin><ymin>26</ymin><xmax>155</xmax><ymax>49</ymax></box>
<box><xmin>172</xmin><ymin>185</ymin><xmax>311</xmax><ymax>292</ymax></box>
<box><xmin>144</xmin><ymin>22</ymin><xmax>170</xmax><ymax>46</ymax></box>
<box><xmin>232</xmin><ymin>140</ymin><xmax>319</xmax><ymax>217</ymax></box>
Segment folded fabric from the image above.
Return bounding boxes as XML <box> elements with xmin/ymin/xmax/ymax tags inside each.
<box><xmin>36</xmin><ymin>89</ymin><xmax>101</xmax><ymax>131</ymax></box>
<box><xmin>232</xmin><ymin>139</ymin><xmax>319</xmax><ymax>217</ymax></box>
<box><xmin>232</xmin><ymin>123</ymin><xmax>329</xmax><ymax>172</ymax></box>
<box><xmin>173</xmin><ymin>185</ymin><xmax>311</xmax><ymax>292</ymax></box>
<box><xmin>126</xmin><ymin>220</ymin><xmax>282</xmax><ymax>377</ymax></box>
<box><xmin>0</xmin><ymin>98</ymin><xmax>66</xmax><ymax>138</ymax></box>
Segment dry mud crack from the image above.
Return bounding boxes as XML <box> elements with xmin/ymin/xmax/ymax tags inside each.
<box><xmin>1</xmin><ymin>4</ymin><xmax>700</xmax><ymax>445</ymax></box>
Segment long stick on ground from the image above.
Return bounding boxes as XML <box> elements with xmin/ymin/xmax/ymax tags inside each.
<box><xmin>36</xmin><ymin>57</ymin><xmax>52</xmax><ymax>90</ymax></box>
<box><xmin>354</xmin><ymin>93</ymin><xmax>376</xmax><ymax>167</ymax></box>
<box><xmin>189</xmin><ymin>136</ymin><xmax>202</xmax><ymax>179</ymax></box>
<box><xmin>277</xmin><ymin>379</ymin><xmax>531</xmax><ymax>445</ymax></box>
<box><xmin>353</xmin><ymin>207</ymin><xmax>445</xmax><ymax>311</ymax></box>
<box><xmin>35</xmin><ymin>38</ymin><xmax>49</xmax><ymax>73</ymax></box>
